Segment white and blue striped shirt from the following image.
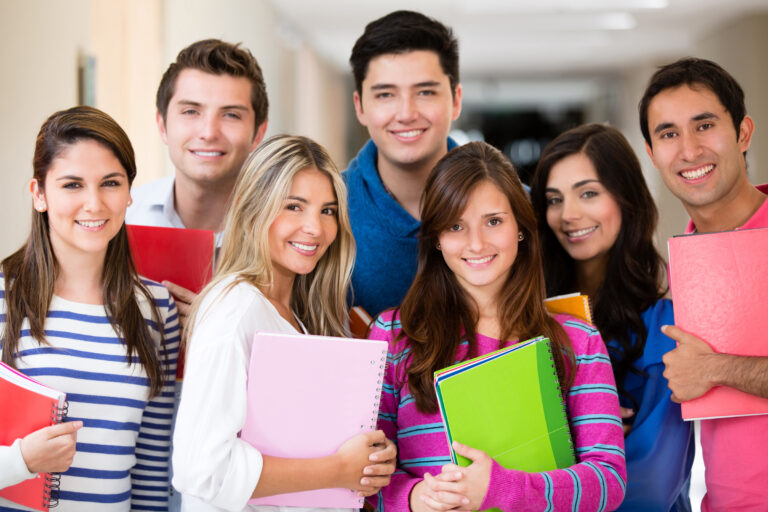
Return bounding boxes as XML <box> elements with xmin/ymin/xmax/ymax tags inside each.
<box><xmin>0</xmin><ymin>276</ymin><xmax>179</xmax><ymax>512</ymax></box>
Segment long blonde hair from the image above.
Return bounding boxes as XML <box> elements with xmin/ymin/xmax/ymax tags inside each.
<box><xmin>186</xmin><ymin>135</ymin><xmax>355</xmax><ymax>340</ymax></box>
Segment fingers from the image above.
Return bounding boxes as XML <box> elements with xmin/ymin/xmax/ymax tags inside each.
<box><xmin>365</xmin><ymin>429</ymin><xmax>386</xmax><ymax>445</ymax></box>
<box><xmin>45</xmin><ymin>420</ymin><xmax>83</xmax><ymax>439</ymax></box>
<box><xmin>661</xmin><ymin>324</ymin><xmax>699</xmax><ymax>345</ymax></box>
<box><xmin>162</xmin><ymin>281</ymin><xmax>196</xmax><ymax>302</ymax></box>
<box><xmin>451</xmin><ymin>441</ymin><xmax>486</xmax><ymax>463</ymax></box>
<box><xmin>363</xmin><ymin>460</ymin><xmax>395</xmax><ymax>477</ymax></box>
<box><xmin>421</xmin><ymin>472</ymin><xmax>470</xmax><ymax>510</ymax></box>
<box><xmin>369</xmin><ymin>437</ymin><xmax>396</xmax><ymax>463</ymax></box>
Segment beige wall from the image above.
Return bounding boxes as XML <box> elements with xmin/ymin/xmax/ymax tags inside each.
<box><xmin>0</xmin><ymin>0</ymin><xmax>93</xmax><ymax>256</ymax></box>
<box><xmin>0</xmin><ymin>0</ymin><xmax>348</xmax><ymax>258</ymax></box>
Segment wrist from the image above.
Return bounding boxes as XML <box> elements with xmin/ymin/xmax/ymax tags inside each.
<box><xmin>707</xmin><ymin>352</ymin><xmax>732</xmax><ymax>388</ymax></box>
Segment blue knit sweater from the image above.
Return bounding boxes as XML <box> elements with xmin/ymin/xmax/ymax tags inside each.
<box><xmin>342</xmin><ymin>138</ymin><xmax>458</xmax><ymax>318</ymax></box>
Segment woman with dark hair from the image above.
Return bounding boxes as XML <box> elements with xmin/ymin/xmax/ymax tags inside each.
<box><xmin>369</xmin><ymin>141</ymin><xmax>626</xmax><ymax>511</ymax></box>
<box><xmin>530</xmin><ymin>123</ymin><xmax>694</xmax><ymax>511</ymax></box>
<box><xmin>0</xmin><ymin>106</ymin><xmax>178</xmax><ymax>511</ymax></box>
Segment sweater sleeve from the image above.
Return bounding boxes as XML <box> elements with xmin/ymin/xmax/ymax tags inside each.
<box><xmin>620</xmin><ymin>301</ymin><xmax>694</xmax><ymax>510</ymax></box>
<box><xmin>0</xmin><ymin>439</ymin><xmax>37</xmax><ymax>490</ymax></box>
<box><xmin>479</xmin><ymin>321</ymin><xmax>627</xmax><ymax>512</ymax></box>
<box><xmin>366</xmin><ymin>314</ymin><xmax>422</xmax><ymax>511</ymax></box>
<box><xmin>131</xmin><ymin>292</ymin><xmax>180</xmax><ymax>511</ymax></box>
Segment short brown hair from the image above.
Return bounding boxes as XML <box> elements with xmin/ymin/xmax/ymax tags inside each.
<box><xmin>156</xmin><ymin>39</ymin><xmax>268</xmax><ymax>130</ymax></box>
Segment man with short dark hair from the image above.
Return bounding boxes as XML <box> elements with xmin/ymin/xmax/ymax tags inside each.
<box><xmin>344</xmin><ymin>10</ymin><xmax>463</xmax><ymax>317</ymax></box>
<box><xmin>640</xmin><ymin>57</ymin><xmax>768</xmax><ymax>511</ymax></box>
<box><xmin>128</xmin><ymin>39</ymin><xmax>268</xmax><ymax>323</ymax></box>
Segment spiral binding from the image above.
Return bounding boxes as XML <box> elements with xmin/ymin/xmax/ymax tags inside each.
<box><xmin>44</xmin><ymin>400</ymin><xmax>70</xmax><ymax>509</ymax></box>
<box><xmin>543</xmin><ymin>338</ymin><xmax>575</xmax><ymax>462</ymax></box>
<box><xmin>361</xmin><ymin>348</ymin><xmax>387</xmax><ymax>431</ymax></box>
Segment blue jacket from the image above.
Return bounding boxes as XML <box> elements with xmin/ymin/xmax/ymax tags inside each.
<box><xmin>610</xmin><ymin>299</ymin><xmax>695</xmax><ymax>511</ymax></box>
<box><xmin>342</xmin><ymin>138</ymin><xmax>458</xmax><ymax>317</ymax></box>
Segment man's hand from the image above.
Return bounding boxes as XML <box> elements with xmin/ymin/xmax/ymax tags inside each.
<box><xmin>163</xmin><ymin>280</ymin><xmax>197</xmax><ymax>329</ymax></box>
<box><xmin>661</xmin><ymin>325</ymin><xmax>718</xmax><ymax>402</ymax></box>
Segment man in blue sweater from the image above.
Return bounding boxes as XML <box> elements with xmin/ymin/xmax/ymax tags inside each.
<box><xmin>345</xmin><ymin>10</ymin><xmax>463</xmax><ymax>317</ymax></box>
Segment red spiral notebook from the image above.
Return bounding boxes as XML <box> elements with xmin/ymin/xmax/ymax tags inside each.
<box><xmin>668</xmin><ymin>227</ymin><xmax>768</xmax><ymax>420</ymax></box>
<box><xmin>0</xmin><ymin>361</ymin><xmax>67</xmax><ymax>511</ymax></box>
<box><xmin>126</xmin><ymin>224</ymin><xmax>215</xmax><ymax>378</ymax></box>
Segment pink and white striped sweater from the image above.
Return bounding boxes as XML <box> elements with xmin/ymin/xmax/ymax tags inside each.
<box><xmin>367</xmin><ymin>311</ymin><xmax>626</xmax><ymax>511</ymax></box>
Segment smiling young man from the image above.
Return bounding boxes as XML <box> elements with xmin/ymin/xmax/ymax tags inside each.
<box><xmin>640</xmin><ymin>57</ymin><xmax>768</xmax><ymax>511</ymax></box>
<box><xmin>344</xmin><ymin>10</ymin><xmax>462</xmax><ymax>317</ymax></box>
<box><xmin>127</xmin><ymin>39</ymin><xmax>268</xmax><ymax>322</ymax></box>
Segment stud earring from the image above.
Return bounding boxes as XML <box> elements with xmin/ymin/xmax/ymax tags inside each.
<box><xmin>436</xmin><ymin>243</ymin><xmax>441</xmax><ymax>250</ymax></box>
<box><xmin>518</xmin><ymin>232</ymin><xmax>524</xmax><ymax>241</ymax></box>
<box><xmin>127</xmin><ymin>198</ymin><xmax>133</xmax><ymax>207</ymax></box>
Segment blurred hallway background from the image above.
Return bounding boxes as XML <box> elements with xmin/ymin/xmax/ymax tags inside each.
<box><xmin>2</xmin><ymin>2</ymin><xmax>768</xmax><ymax>506</ymax></box>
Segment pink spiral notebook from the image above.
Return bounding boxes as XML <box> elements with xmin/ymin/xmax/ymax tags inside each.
<box><xmin>240</xmin><ymin>331</ymin><xmax>388</xmax><ymax>507</ymax></box>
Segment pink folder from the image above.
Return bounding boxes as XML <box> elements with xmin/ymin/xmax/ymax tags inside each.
<box><xmin>241</xmin><ymin>332</ymin><xmax>388</xmax><ymax>507</ymax></box>
<box><xmin>668</xmin><ymin>227</ymin><xmax>768</xmax><ymax>420</ymax></box>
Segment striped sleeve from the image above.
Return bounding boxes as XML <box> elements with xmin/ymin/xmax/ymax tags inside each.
<box><xmin>479</xmin><ymin>318</ymin><xmax>627</xmax><ymax>512</ymax></box>
<box><xmin>130</xmin><ymin>288</ymin><xmax>180</xmax><ymax>511</ymax></box>
<box><xmin>366</xmin><ymin>312</ymin><xmax>421</xmax><ymax>511</ymax></box>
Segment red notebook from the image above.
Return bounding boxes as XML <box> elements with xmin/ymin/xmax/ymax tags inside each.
<box><xmin>0</xmin><ymin>362</ymin><xmax>67</xmax><ymax>511</ymax></box>
<box><xmin>668</xmin><ymin>227</ymin><xmax>768</xmax><ymax>420</ymax></box>
<box><xmin>126</xmin><ymin>225</ymin><xmax>215</xmax><ymax>378</ymax></box>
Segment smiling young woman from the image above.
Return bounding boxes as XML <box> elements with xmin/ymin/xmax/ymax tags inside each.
<box><xmin>0</xmin><ymin>106</ymin><xmax>178</xmax><ymax>511</ymax></box>
<box><xmin>531</xmin><ymin>123</ymin><xmax>694</xmax><ymax>511</ymax></box>
<box><xmin>368</xmin><ymin>141</ymin><xmax>626</xmax><ymax>511</ymax></box>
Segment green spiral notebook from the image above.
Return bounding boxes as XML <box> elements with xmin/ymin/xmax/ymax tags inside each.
<box><xmin>434</xmin><ymin>336</ymin><xmax>575</xmax><ymax>473</ymax></box>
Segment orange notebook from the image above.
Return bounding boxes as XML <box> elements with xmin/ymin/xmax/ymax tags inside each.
<box><xmin>668</xmin><ymin>227</ymin><xmax>768</xmax><ymax>420</ymax></box>
<box><xmin>126</xmin><ymin>224</ymin><xmax>215</xmax><ymax>378</ymax></box>
<box><xmin>0</xmin><ymin>362</ymin><xmax>67</xmax><ymax>511</ymax></box>
<box><xmin>545</xmin><ymin>293</ymin><xmax>593</xmax><ymax>324</ymax></box>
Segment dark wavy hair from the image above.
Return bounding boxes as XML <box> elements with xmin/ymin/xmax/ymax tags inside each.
<box><xmin>530</xmin><ymin>124</ymin><xmax>665</xmax><ymax>407</ymax></box>
<box><xmin>1</xmin><ymin>106</ymin><xmax>168</xmax><ymax>397</ymax></box>
<box><xmin>397</xmin><ymin>141</ymin><xmax>574</xmax><ymax>414</ymax></box>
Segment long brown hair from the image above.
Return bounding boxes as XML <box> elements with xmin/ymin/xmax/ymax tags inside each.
<box><xmin>398</xmin><ymin>141</ymin><xmax>575</xmax><ymax>414</ymax></box>
<box><xmin>530</xmin><ymin>124</ymin><xmax>665</xmax><ymax>408</ymax></box>
<box><xmin>1</xmin><ymin>106</ymin><xmax>167</xmax><ymax>397</ymax></box>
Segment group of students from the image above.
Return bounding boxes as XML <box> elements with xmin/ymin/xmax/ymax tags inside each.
<box><xmin>1</xmin><ymin>8</ymin><xmax>766</xmax><ymax>512</ymax></box>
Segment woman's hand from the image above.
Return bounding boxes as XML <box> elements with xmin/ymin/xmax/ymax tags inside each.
<box><xmin>20</xmin><ymin>421</ymin><xmax>82</xmax><ymax>473</ymax></box>
<box><xmin>359</xmin><ymin>436</ymin><xmax>397</xmax><ymax>495</ymax></box>
<box><xmin>410</xmin><ymin>470</ymin><xmax>468</xmax><ymax>511</ymax></box>
<box><xmin>334</xmin><ymin>430</ymin><xmax>389</xmax><ymax>494</ymax></box>
<box><xmin>436</xmin><ymin>441</ymin><xmax>492</xmax><ymax>510</ymax></box>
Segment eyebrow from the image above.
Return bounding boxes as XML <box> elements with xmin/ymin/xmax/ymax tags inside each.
<box><xmin>545</xmin><ymin>179</ymin><xmax>600</xmax><ymax>193</ymax></box>
<box><xmin>369</xmin><ymin>80</ymin><xmax>442</xmax><ymax>91</ymax></box>
<box><xmin>56</xmin><ymin>172</ymin><xmax>125</xmax><ymax>182</ymax></box>
<box><xmin>286</xmin><ymin>196</ymin><xmax>338</xmax><ymax>206</ymax></box>
<box><xmin>482</xmin><ymin>211</ymin><xmax>508</xmax><ymax>217</ymax></box>
<box><xmin>176</xmin><ymin>100</ymin><xmax>250</xmax><ymax>112</ymax></box>
<box><xmin>653</xmin><ymin>111</ymin><xmax>720</xmax><ymax>135</ymax></box>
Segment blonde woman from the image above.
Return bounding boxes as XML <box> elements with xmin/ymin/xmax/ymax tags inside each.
<box><xmin>172</xmin><ymin>135</ymin><xmax>396</xmax><ymax>512</ymax></box>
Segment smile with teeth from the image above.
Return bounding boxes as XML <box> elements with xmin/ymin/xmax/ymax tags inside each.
<box><xmin>290</xmin><ymin>241</ymin><xmax>318</xmax><ymax>252</ymax></box>
<box><xmin>192</xmin><ymin>150</ymin><xmax>224</xmax><ymax>157</ymax></box>
<box><xmin>464</xmin><ymin>255</ymin><xmax>494</xmax><ymax>265</ymax></box>
<box><xmin>394</xmin><ymin>129</ymin><xmax>425</xmax><ymax>138</ymax></box>
<box><xmin>680</xmin><ymin>164</ymin><xmax>714</xmax><ymax>180</ymax></box>
<box><xmin>76</xmin><ymin>220</ymin><xmax>107</xmax><ymax>228</ymax></box>
<box><xmin>566</xmin><ymin>226</ymin><xmax>597</xmax><ymax>238</ymax></box>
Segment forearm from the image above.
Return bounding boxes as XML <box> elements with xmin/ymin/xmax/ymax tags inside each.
<box><xmin>709</xmin><ymin>353</ymin><xmax>768</xmax><ymax>398</ymax></box>
<box><xmin>251</xmin><ymin>454</ymin><xmax>341</xmax><ymax>498</ymax></box>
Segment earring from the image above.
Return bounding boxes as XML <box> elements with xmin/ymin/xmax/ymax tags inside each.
<box><xmin>518</xmin><ymin>232</ymin><xmax>524</xmax><ymax>241</ymax></box>
<box><xmin>127</xmin><ymin>198</ymin><xmax>133</xmax><ymax>207</ymax></box>
<box><xmin>35</xmin><ymin>202</ymin><xmax>46</xmax><ymax>212</ymax></box>
<box><xmin>436</xmin><ymin>243</ymin><xmax>442</xmax><ymax>250</ymax></box>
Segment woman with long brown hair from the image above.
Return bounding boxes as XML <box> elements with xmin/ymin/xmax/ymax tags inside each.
<box><xmin>530</xmin><ymin>124</ymin><xmax>694</xmax><ymax>511</ymax></box>
<box><xmin>0</xmin><ymin>106</ymin><xmax>178</xmax><ymax>511</ymax></box>
<box><xmin>368</xmin><ymin>141</ymin><xmax>626</xmax><ymax>511</ymax></box>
